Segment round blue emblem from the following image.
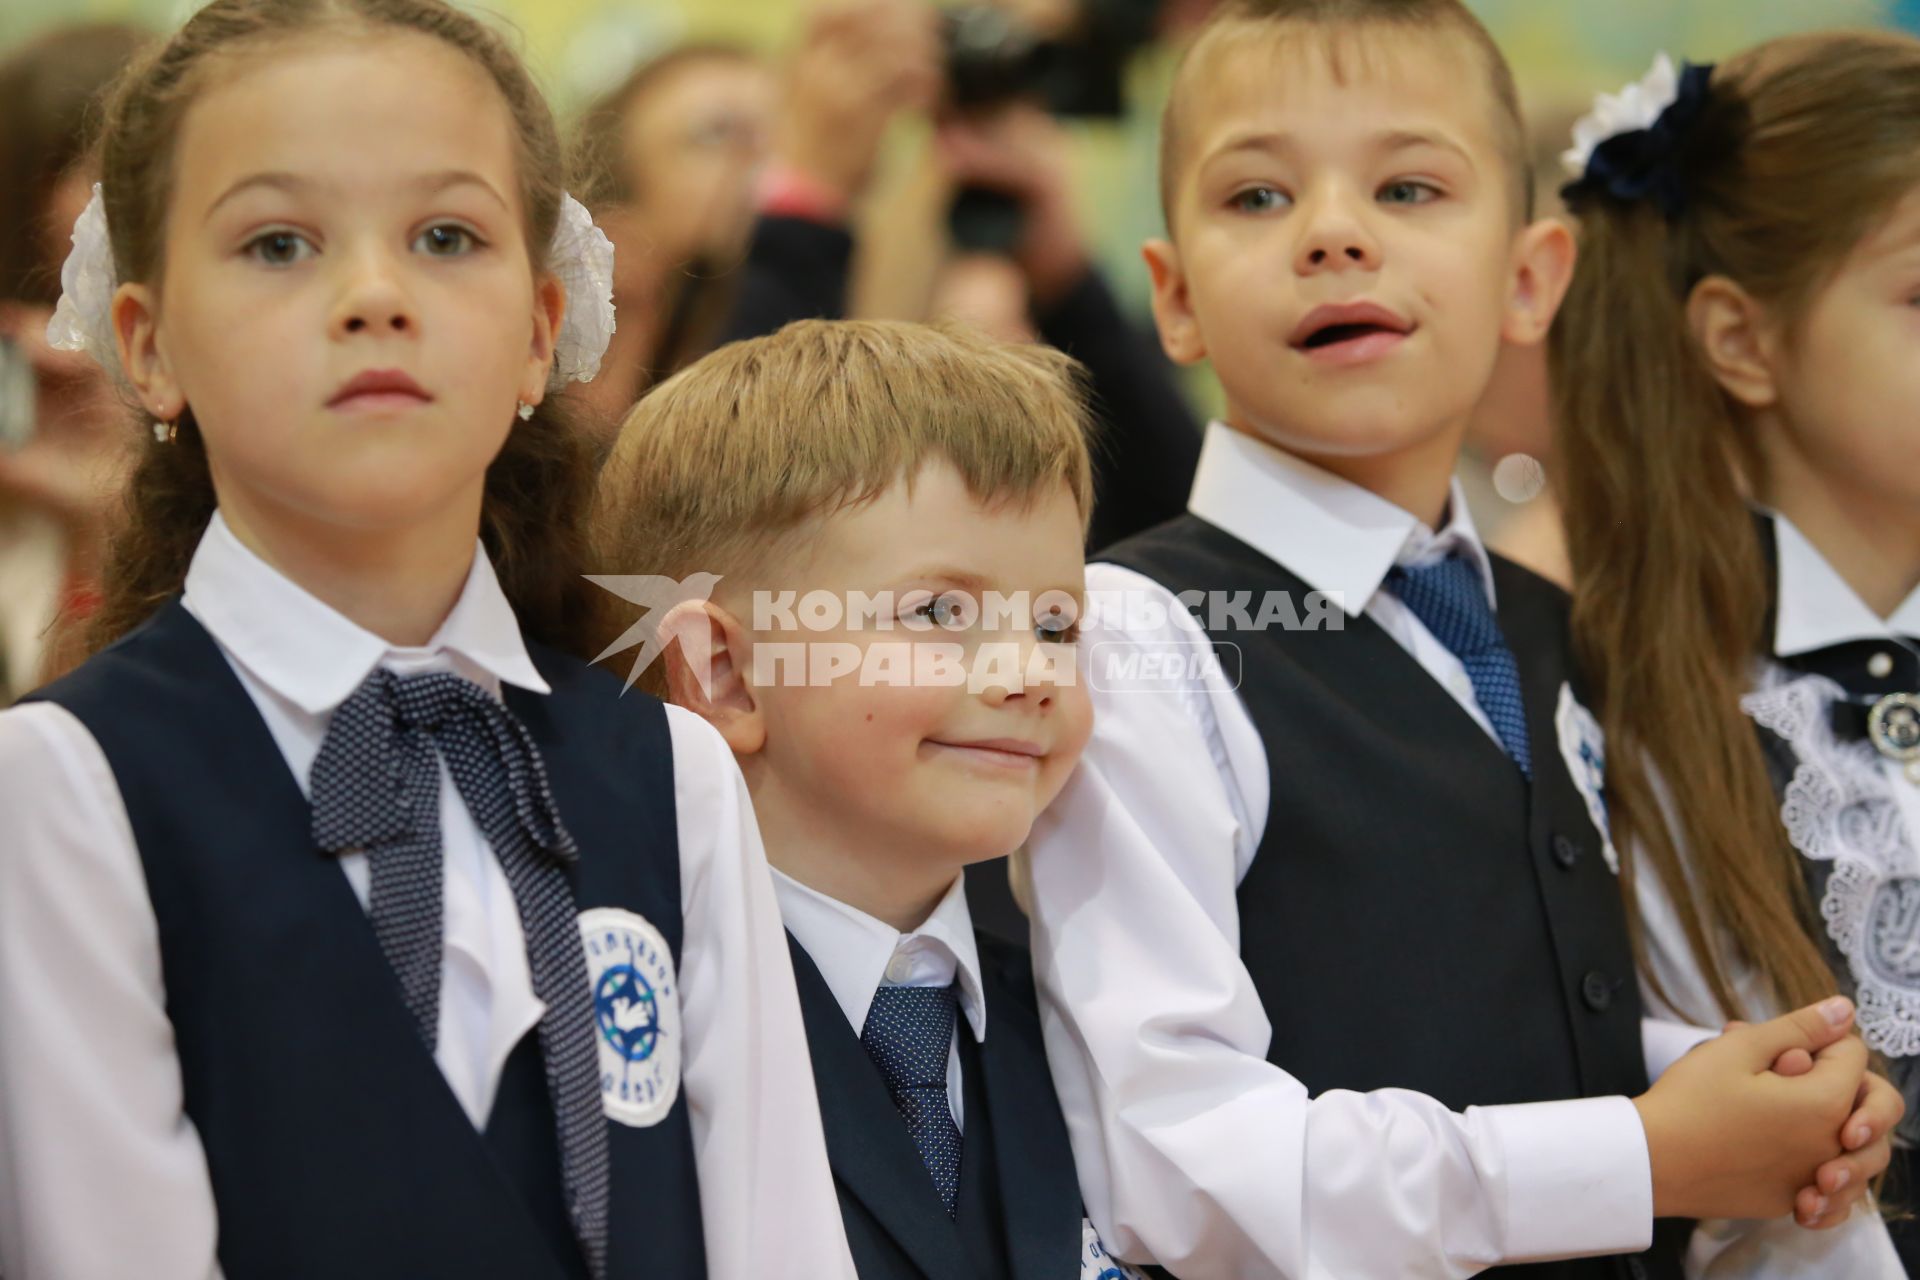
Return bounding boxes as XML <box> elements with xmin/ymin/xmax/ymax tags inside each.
<box><xmin>593</xmin><ymin>964</ymin><xmax>660</xmax><ymax>1063</ymax></box>
<box><xmin>579</xmin><ymin>907</ymin><xmax>681</xmax><ymax>1127</ymax></box>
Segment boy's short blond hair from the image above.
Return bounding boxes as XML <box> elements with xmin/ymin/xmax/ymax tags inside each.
<box><xmin>592</xmin><ymin>317</ymin><xmax>1095</xmax><ymax>601</ymax></box>
<box><xmin>1159</xmin><ymin>0</ymin><xmax>1532</xmax><ymax>229</ymax></box>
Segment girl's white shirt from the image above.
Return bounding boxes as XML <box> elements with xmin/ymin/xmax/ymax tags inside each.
<box><xmin>0</xmin><ymin>510</ymin><xmax>858</xmax><ymax>1280</ymax></box>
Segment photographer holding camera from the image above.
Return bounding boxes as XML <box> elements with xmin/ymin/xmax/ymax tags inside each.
<box><xmin>719</xmin><ymin>0</ymin><xmax>1200</xmax><ymax>556</ymax></box>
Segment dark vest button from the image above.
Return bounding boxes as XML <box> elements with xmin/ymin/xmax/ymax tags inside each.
<box><xmin>1581</xmin><ymin>971</ymin><xmax>1614</xmax><ymax>1012</ymax></box>
<box><xmin>1552</xmin><ymin>833</ymin><xmax>1582</xmax><ymax>869</ymax></box>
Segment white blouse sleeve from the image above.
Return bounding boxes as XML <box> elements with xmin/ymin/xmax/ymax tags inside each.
<box><xmin>0</xmin><ymin>702</ymin><xmax>223</xmax><ymax>1280</ymax></box>
<box><xmin>665</xmin><ymin>705</ymin><xmax>857</xmax><ymax>1280</ymax></box>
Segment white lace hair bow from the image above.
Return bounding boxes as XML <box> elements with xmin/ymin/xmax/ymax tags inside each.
<box><xmin>1560</xmin><ymin>52</ymin><xmax>1681</xmax><ymax>179</ymax></box>
<box><xmin>46</xmin><ymin>183</ymin><xmax>616</xmax><ymax>391</ymax></box>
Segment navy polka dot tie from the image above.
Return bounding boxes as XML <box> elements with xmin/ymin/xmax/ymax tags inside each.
<box><xmin>1386</xmin><ymin>554</ymin><xmax>1532</xmax><ymax>779</ymax></box>
<box><xmin>310</xmin><ymin>669</ymin><xmax>609</xmax><ymax>1280</ymax></box>
<box><xmin>861</xmin><ymin>983</ymin><xmax>963</xmax><ymax>1217</ymax></box>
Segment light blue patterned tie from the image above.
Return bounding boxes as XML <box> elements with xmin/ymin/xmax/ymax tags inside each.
<box><xmin>861</xmin><ymin>983</ymin><xmax>963</xmax><ymax>1217</ymax></box>
<box><xmin>1385</xmin><ymin>554</ymin><xmax>1532</xmax><ymax>779</ymax></box>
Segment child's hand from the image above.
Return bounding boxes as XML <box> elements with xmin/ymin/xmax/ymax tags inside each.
<box><xmin>1747</xmin><ymin>1017</ymin><xmax>1904</xmax><ymax>1228</ymax></box>
<box><xmin>1633</xmin><ymin>998</ymin><xmax>1864</xmax><ymax>1221</ymax></box>
<box><xmin>1797</xmin><ymin>1069</ymin><xmax>1902</xmax><ymax>1228</ymax></box>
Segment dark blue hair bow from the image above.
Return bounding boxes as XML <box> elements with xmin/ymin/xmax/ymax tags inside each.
<box><xmin>1562</xmin><ymin>61</ymin><xmax>1717</xmax><ymax>220</ymax></box>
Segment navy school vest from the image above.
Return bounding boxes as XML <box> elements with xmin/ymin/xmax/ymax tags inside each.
<box><xmin>1102</xmin><ymin>515</ymin><xmax>1686</xmax><ymax>1280</ymax></box>
<box><xmin>28</xmin><ymin>600</ymin><xmax>706</xmax><ymax>1280</ymax></box>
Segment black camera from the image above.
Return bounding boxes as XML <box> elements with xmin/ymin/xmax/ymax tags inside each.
<box><xmin>942</xmin><ymin>0</ymin><xmax>1160</xmax><ymax>119</ymax></box>
<box><xmin>943</xmin><ymin>0</ymin><xmax>1161</xmax><ymax>255</ymax></box>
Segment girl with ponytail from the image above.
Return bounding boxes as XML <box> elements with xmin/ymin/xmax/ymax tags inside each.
<box><xmin>1554</xmin><ymin>31</ymin><xmax>1920</xmax><ymax>1273</ymax></box>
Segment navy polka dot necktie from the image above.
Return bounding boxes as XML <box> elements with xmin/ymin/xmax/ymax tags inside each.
<box><xmin>861</xmin><ymin>983</ymin><xmax>963</xmax><ymax>1217</ymax></box>
<box><xmin>1386</xmin><ymin>554</ymin><xmax>1533</xmax><ymax>779</ymax></box>
<box><xmin>310</xmin><ymin>669</ymin><xmax>610</xmax><ymax>1280</ymax></box>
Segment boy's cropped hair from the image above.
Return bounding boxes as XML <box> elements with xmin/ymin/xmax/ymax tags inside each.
<box><xmin>591</xmin><ymin>315</ymin><xmax>1095</xmax><ymax>593</ymax></box>
<box><xmin>1158</xmin><ymin>0</ymin><xmax>1534</xmax><ymax>226</ymax></box>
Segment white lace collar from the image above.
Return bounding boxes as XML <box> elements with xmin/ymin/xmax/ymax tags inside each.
<box><xmin>1745</xmin><ymin>665</ymin><xmax>1920</xmax><ymax>1057</ymax></box>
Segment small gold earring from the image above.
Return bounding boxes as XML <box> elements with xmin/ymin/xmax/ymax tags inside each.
<box><xmin>151</xmin><ymin>419</ymin><xmax>177</xmax><ymax>444</ymax></box>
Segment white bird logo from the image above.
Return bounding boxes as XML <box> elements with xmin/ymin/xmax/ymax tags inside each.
<box><xmin>586</xmin><ymin>572</ymin><xmax>724</xmax><ymax>693</ymax></box>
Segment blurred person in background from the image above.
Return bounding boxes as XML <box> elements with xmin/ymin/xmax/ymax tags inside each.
<box><xmin>714</xmin><ymin>0</ymin><xmax>944</xmax><ymax>341</ymax></box>
<box><xmin>932</xmin><ymin>103</ymin><xmax>1202</xmax><ymax>553</ymax></box>
<box><xmin>571</xmin><ymin>43</ymin><xmax>779</xmax><ymax>434</ymax></box>
<box><xmin>1462</xmin><ymin>337</ymin><xmax>1569</xmax><ymax>586</ymax></box>
<box><xmin>1455</xmin><ymin>106</ymin><xmax>1589</xmax><ymax>591</ymax></box>
<box><xmin>570</xmin><ymin>1</ymin><xmax>1209</xmax><ymax>532</ymax></box>
<box><xmin>0</xmin><ymin>23</ymin><xmax>150</xmax><ymax>703</ymax></box>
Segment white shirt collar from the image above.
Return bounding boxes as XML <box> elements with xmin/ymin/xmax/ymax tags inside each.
<box><xmin>1771</xmin><ymin>511</ymin><xmax>1920</xmax><ymax>657</ymax></box>
<box><xmin>182</xmin><ymin>509</ymin><xmax>551</xmax><ymax>716</ymax></box>
<box><xmin>772</xmin><ymin>869</ymin><xmax>988</xmax><ymax>1044</ymax></box>
<box><xmin>1184</xmin><ymin>421</ymin><xmax>1496</xmax><ymax>617</ymax></box>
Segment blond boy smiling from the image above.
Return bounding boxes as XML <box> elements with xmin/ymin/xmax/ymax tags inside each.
<box><xmin>593</xmin><ymin>319</ymin><xmax>1140</xmax><ymax>1279</ymax></box>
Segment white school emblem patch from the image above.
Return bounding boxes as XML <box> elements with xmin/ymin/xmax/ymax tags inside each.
<box><xmin>579</xmin><ymin>906</ymin><xmax>682</xmax><ymax>1127</ymax></box>
<box><xmin>1555</xmin><ymin>683</ymin><xmax>1620</xmax><ymax>875</ymax></box>
<box><xmin>1081</xmin><ymin>1219</ymin><xmax>1147</xmax><ymax>1279</ymax></box>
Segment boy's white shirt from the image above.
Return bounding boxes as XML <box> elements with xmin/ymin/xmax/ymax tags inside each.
<box><xmin>773</xmin><ymin>867</ymin><xmax>985</xmax><ymax>1128</ymax></box>
<box><xmin>0</xmin><ymin>511</ymin><xmax>858</xmax><ymax>1280</ymax></box>
<box><xmin>1024</xmin><ymin>421</ymin><xmax>1831</xmax><ymax>1279</ymax></box>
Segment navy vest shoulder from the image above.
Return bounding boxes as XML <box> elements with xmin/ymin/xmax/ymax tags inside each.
<box><xmin>29</xmin><ymin>600</ymin><xmax>705</xmax><ymax>1280</ymax></box>
<box><xmin>1102</xmin><ymin>515</ymin><xmax>1684</xmax><ymax>1280</ymax></box>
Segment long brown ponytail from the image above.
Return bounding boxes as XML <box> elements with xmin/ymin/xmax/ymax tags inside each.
<box><xmin>1552</xmin><ymin>31</ymin><xmax>1920</xmax><ymax>1020</ymax></box>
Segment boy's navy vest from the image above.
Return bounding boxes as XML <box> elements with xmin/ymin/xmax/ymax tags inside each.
<box><xmin>788</xmin><ymin>931</ymin><xmax>1088</xmax><ymax>1280</ymax></box>
<box><xmin>1103</xmin><ymin>515</ymin><xmax>1685</xmax><ymax>1280</ymax></box>
<box><xmin>27</xmin><ymin>600</ymin><xmax>705</xmax><ymax>1280</ymax></box>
